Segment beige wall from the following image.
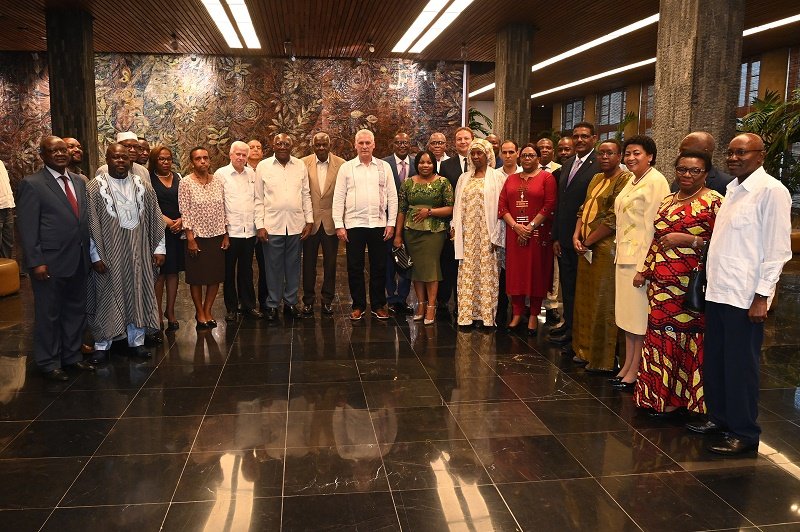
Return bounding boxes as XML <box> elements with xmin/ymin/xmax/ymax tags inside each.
<box><xmin>625</xmin><ymin>84</ymin><xmax>642</xmax><ymax>138</ymax></box>
<box><xmin>759</xmin><ymin>47</ymin><xmax>790</xmax><ymax>100</ymax></box>
<box><xmin>584</xmin><ymin>93</ymin><xmax>597</xmax><ymax>124</ymax></box>
<box><xmin>551</xmin><ymin>102</ymin><xmax>562</xmax><ymax>131</ymax></box>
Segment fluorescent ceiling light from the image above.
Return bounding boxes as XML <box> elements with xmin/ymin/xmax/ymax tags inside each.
<box><xmin>226</xmin><ymin>0</ymin><xmax>261</xmax><ymax>49</ymax></box>
<box><xmin>409</xmin><ymin>0</ymin><xmax>475</xmax><ymax>54</ymax></box>
<box><xmin>392</xmin><ymin>0</ymin><xmax>448</xmax><ymax>53</ymax></box>
<box><xmin>202</xmin><ymin>0</ymin><xmax>242</xmax><ymax>48</ymax></box>
<box><xmin>532</xmin><ymin>14</ymin><xmax>659</xmax><ymax>72</ymax></box>
<box><xmin>468</xmin><ymin>83</ymin><xmax>495</xmax><ymax>98</ymax></box>
<box><xmin>531</xmin><ymin>57</ymin><xmax>656</xmax><ymax>99</ymax></box>
<box><xmin>743</xmin><ymin>13</ymin><xmax>800</xmax><ymax>36</ymax></box>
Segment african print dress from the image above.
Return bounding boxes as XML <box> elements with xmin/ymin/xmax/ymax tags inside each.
<box><xmin>634</xmin><ymin>190</ymin><xmax>723</xmax><ymax>413</ymax></box>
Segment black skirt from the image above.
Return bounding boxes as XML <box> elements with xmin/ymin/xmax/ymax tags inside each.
<box><xmin>184</xmin><ymin>234</ymin><xmax>225</xmax><ymax>285</ymax></box>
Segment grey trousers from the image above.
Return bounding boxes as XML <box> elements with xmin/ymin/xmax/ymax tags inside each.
<box><xmin>264</xmin><ymin>233</ymin><xmax>301</xmax><ymax>308</ymax></box>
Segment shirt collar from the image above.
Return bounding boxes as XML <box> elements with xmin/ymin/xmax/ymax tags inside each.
<box><xmin>224</xmin><ymin>163</ymin><xmax>252</xmax><ymax>176</ymax></box>
<box><xmin>355</xmin><ymin>156</ymin><xmax>378</xmax><ymax>167</ymax></box>
<box><xmin>46</xmin><ymin>166</ymin><xmax>68</xmax><ymax>179</ymax></box>
<box><xmin>738</xmin><ymin>165</ymin><xmax>770</xmax><ymax>192</ymax></box>
<box><xmin>316</xmin><ymin>157</ymin><xmax>329</xmax><ymax>165</ymax></box>
<box><xmin>270</xmin><ymin>155</ymin><xmax>295</xmax><ymax>166</ymax></box>
<box><xmin>394</xmin><ymin>154</ymin><xmax>409</xmax><ymax>165</ymax></box>
<box><xmin>576</xmin><ymin>149</ymin><xmax>593</xmax><ymax>164</ymax></box>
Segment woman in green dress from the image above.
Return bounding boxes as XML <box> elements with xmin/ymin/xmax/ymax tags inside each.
<box><xmin>393</xmin><ymin>150</ymin><xmax>454</xmax><ymax>324</ymax></box>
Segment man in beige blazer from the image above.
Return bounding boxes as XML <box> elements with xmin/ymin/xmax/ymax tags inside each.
<box><xmin>301</xmin><ymin>132</ymin><xmax>345</xmax><ymax>315</ymax></box>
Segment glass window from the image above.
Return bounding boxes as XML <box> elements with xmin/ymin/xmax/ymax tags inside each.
<box><xmin>737</xmin><ymin>58</ymin><xmax>761</xmax><ymax>116</ymax></box>
<box><xmin>561</xmin><ymin>98</ymin><xmax>584</xmax><ymax>132</ymax></box>
<box><xmin>597</xmin><ymin>88</ymin><xmax>626</xmax><ymax>141</ymax></box>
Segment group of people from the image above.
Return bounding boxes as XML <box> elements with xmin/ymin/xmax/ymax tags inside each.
<box><xmin>13</xmin><ymin>119</ymin><xmax>793</xmax><ymax>457</ymax></box>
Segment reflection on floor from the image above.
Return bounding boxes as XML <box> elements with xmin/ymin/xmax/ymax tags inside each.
<box><xmin>0</xmin><ymin>256</ymin><xmax>799</xmax><ymax>531</ymax></box>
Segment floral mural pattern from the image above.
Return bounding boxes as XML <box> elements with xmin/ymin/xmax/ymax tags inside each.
<box><xmin>94</xmin><ymin>54</ymin><xmax>464</xmax><ymax>173</ymax></box>
<box><xmin>0</xmin><ymin>52</ymin><xmax>463</xmax><ymax>188</ymax></box>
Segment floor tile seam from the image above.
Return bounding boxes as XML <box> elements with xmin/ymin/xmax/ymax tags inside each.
<box><xmin>591</xmin><ymin>476</ymin><xmax>647</xmax><ymax>531</ymax></box>
<box><xmin>53</xmin><ymin>501</ymin><xmax>169</xmax><ymax>509</ymax></box>
<box><xmin>0</xmin><ymin>419</ymin><xmax>33</xmax><ymax>456</ymax></box>
<box><xmin>681</xmin><ymin>463</ymin><xmax>771</xmax><ymax>528</ymax></box>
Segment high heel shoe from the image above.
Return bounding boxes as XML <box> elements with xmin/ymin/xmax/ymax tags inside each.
<box><xmin>195</xmin><ymin>315</ymin><xmax>210</xmax><ymax>329</ymax></box>
<box><xmin>424</xmin><ymin>304</ymin><xmax>436</xmax><ymax>325</ymax></box>
<box><xmin>413</xmin><ymin>301</ymin><xmax>426</xmax><ymax>322</ymax></box>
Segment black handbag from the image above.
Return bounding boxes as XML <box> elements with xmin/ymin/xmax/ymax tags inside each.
<box><xmin>684</xmin><ymin>240</ymin><xmax>708</xmax><ymax>312</ymax></box>
<box><xmin>392</xmin><ymin>244</ymin><xmax>413</xmax><ymax>271</ymax></box>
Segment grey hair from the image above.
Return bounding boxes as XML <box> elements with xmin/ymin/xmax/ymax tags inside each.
<box><xmin>229</xmin><ymin>140</ymin><xmax>250</xmax><ymax>156</ymax></box>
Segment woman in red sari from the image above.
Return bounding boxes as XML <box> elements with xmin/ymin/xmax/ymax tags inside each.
<box><xmin>498</xmin><ymin>143</ymin><xmax>557</xmax><ymax>335</ymax></box>
<box><xmin>633</xmin><ymin>150</ymin><xmax>723</xmax><ymax>416</ymax></box>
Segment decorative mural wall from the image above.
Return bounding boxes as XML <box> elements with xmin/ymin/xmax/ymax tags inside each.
<box><xmin>0</xmin><ymin>52</ymin><xmax>463</xmax><ymax>187</ymax></box>
<box><xmin>0</xmin><ymin>52</ymin><xmax>51</xmax><ymax>187</ymax></box>
<box><xmin>95</xmin><ymin>53</ymin><xmax>464</xmax><ymax>173</ymax></box>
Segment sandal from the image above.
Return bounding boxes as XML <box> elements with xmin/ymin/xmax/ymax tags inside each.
<box><xmin>424</xmin><ymin>304</ymin><xmax>436</xmax><ymax>325</ymax></box>
<box><xmin>413</xmin><ymin>301</ymin><xmax>426</xmax><ymax>321</ymax></box>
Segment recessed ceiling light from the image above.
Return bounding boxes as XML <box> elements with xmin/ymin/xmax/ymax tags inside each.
<box><xmin>532</xmin><ymin>14</ymin><xmax>659</xmax><ymax>72</ymax></box>
<box><xmin>226</xmin><ymin>0</ymin><xmax>260</xmax><ymax>49</ymax></box>
<box><xmin>531</xmin><ymin>57</ymin><xmax>656</xmax><ymax>99</ymax></box>
<box><xmin>409</xmin><ymin>0</ymin><xmax>475</xmax><ymax>54</ymax></box>
<box><xmin>392</xmin><ymin>0</ymin><xmax>448</xmax><ymax>53</ymax></box>
<box><xmin>743</xmin><ymin>13</ymin><xmax>800</xmax><ymax>36</ymax></box>
<box><xmin>201</xmin><ymin>0</ymin><xmax>242</xmax><ymax>48</ymax></box>
<box><xmin>468</xmin><ymin>83</ymin><xmax>495</xmax><ymax>98</ymax></box>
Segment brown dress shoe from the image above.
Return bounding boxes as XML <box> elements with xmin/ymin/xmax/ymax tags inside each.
<box><xmin>81</xmin><ymin>343</ymin><xmax>95</xmax><ymax>354</ymax></box>
<box><xmin>349</xmin><ymin>309</ymin><xmax>364</xmax><ymax>321</ymax></box>
<box><xmin>371</xmin><ymin>307</ymin><xmax>390</xmax><ymax>320</ymax></box>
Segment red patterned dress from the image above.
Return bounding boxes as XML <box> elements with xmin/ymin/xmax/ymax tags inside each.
<box><xmin>634</xmin><ymin>190</ymin><xmax>723</xmax><ymax>413</ymax></box>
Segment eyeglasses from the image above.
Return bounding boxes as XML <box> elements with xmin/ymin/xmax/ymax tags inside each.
<box><xmin>429</xmin><ymin>141</ymin><xmax>446</xmax><ymax>146</ymax></box>
<box><xmin>675</xmin><ymin>166</ymin><xmax>706</xmax><ymax>176</ymax></box>
<box><xmin>47</xmin><ymin>147</ymin><xmax>69</xmax><ymax>154</ymax></box>
<box><xmin>519</xmin><ymin>153</ymin><xmax>537</xmax><ymax>158</ymax></box>
<box><xmin>394</xmin><ymin>141</ymin><xmax>410</xmax><ymax>146</ymax></box>
<box><xmin>273</xmin><ymin>141</ymin><xmax>292</xmax><ymax>148</ymax></box>
<box><xmin>597</xmin><ymin>150</ymin><xmax>618</xmax><ymax>157</ymax></box>
<box><xmin>157</xmin><ymin>156</ymin><xmax>173</xmax><ymax>162</ymax></box>
<box><xmin>726</xmin><ymin>148</ymin><xmax>763</xmax><ymax>158</ymax></box>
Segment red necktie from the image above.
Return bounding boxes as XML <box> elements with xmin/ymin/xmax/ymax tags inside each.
<box><xmin>60</xmin><ymin>175</ymin><xmax>79</xmax><ymax>217</ymax></box>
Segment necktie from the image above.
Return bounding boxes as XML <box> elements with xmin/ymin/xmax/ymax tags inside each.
<box><xmin>462</xmin><ymin>157</ymin><xmax>467</xmax><ymax>173</ymax></box>
<box><xmin>399</xmin><ymin>160</ymin><xmax>407</xmax><ymax>181</ymax></box>
<box><xmin>567</xmin><ymin>158</ymin><xmax>582</xmax><ymax>186</ymax></box>
<box><xmin>60</xmin><ymin>175</ymin><xmax>79</xmax><ymax>217</ymax></box>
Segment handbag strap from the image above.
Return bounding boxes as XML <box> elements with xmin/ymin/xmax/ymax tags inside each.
<box><xmin>693</xmin><ymin>239</ymin><xmax>709</xmax><ymax>270</ymax></box>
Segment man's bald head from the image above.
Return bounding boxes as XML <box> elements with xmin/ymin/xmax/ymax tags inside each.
<box><xmin>679</xmin><ymin>132</ymin><xmax>716</xmax><ymax>155</ymax></box>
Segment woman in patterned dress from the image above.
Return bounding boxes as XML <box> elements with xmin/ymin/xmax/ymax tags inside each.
<box><xmin>450</xmin><ymin>138</ymin><xmax>505</xmax><ymax>328</ymax></box>
<box><xmin>571</xmin><ymin>139</ymin><xmax>631</xmax><ymax>371</ymax></box>
<box><xmin>393</xmin><ymin>150</ymin><xmax>454</xmax><ymax>324</ymax></box>
<box><xmin>633</xmin><ymin>150</ymin><xmax>723</xmax><ymax>415</ymax></box>
<box><xmin>498</xmin><ymin>143</ymin><xmax>557</xmax><ymax>335</ymax></box>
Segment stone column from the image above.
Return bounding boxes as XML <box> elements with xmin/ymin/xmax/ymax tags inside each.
<box><xmin>46</xmin><ymin>9</ymin><xmax>98</xmax><ymax>175</ymax></box>
<box><xmin>652</xmin><ymin>0</ymin><xmax>744</xmax><ymax>170</ymax></box>
<box><xmin>494</xmin><ymin>24</ymin><xmax>534</xmax><ymax>143</ymax></box>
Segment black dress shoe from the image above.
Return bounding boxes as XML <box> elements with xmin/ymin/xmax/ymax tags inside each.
<box><xmin>89</xmin><ymin>349</ymin><xmax>110</xmax><ymax>364</ymax></box>
<box><xmin>129</xmin><ymin>345</ymin><xmax>152</xmax><ymax>358</ymax></box>
<box><xmin>225</xmin><ymin>311</ymin><xmax>239</xmax><ymax>322</ymax></box>
<box><xmin>608</xmin><ymin>376</ymin><xmax>623</xmax><ymax>384</ymax></box>
<box><xmin>708</xmin><ymin>435</ymin><xmax>759</xmax><ymax>455</ymax></box>
<box><xmin>545</xmin><ymin>309</ymin><xmax>561</xmax><ymax>325</ymax></box>
<box><xmin>43</xmin><ymin>368</ymin><xmax>69</xmax><ymax>381</ymax></box>
<box><xmin>321</xmin><ymin>303</ymin><xmax>334</xmax><ymax>315</ymax></box>
<box><xmin>284</xmin><ymin>305</ymin><xmax>303</xmax><ymax>319</ymax></box>
<box><xmin>686</xmin><ymin>420</ymin><xmax>724</xmax><ymax>434</ymax></box>
<box><xmin>648</xmin><ymin>408</ymin><xmax>684</xmax><ymax>419</ymax></box>
<box><xmin>265</xmin><ymin>308</ymin><xmax>278</xmax><ymax>321</ymax></box>
<box><xmin>549</xmin><ymin>323</ymin><xmax>567</xmax><ymax>335</ymax></box>
<box><xmin>301</xmin><ymin>304</ymin><xmax>314</xmax><ymax>316</ymax></box>
<box><xmin>245</xmin><ymin>309</ymin><xmax>264</xmax><ymax>319</ymax></box>
<box><xmin>548</xmin><ymin>333</ymin><xmax>572</xmax><ymax>345</ymax></box>
<box><xmin>66</xmin><ymin>360</ymin><xmax>96</xmax><ymax>371</ymax></box>
<box><xmin>145</xmin><ymin>333</ymin><xmax>163</xmax><ymax>345</ymax></box>
<box><xmin>612</xmin><ymin>380</ymin><xmax>636</xmax><ymax>391</ymax></box>
<box><xmin>527</xmin><ymin>328</ymin><xmax>538</xmax><ymax>337</ymax></box>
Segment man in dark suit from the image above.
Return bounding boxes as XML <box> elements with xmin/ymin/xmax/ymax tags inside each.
<box><xmin>437</xmin><ymin>126</ymin><xmax>474</xmax><ymax>315</ymax></box>
<box><xmin>549</xmin><ymin>122</ymin><xmax>600</xmax><ymax>350</ymax></box>
<box><xmin>383</xmin><ymin>132</ymin><xmax>417</xmax><ymax>314</ymax></box>
<box><xmin>671</xmin><ymin>131</ymin><xmax>734</xmax><ymax>195</ymax></box>
<box><xmin>16</xmin><ymin>136</ymin><xmax>95</xmax><ymax>380</ymax></box>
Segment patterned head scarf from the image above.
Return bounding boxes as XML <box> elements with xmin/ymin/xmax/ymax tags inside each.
<box><xmin>469</xmin><ymin>138</ymin><xmax>496</xmax><ymax>170</ymax></box>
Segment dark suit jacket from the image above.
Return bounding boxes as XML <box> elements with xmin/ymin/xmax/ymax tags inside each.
<box><xmin>669</xmin><ymin>166</ymin><xmax>734</xmax><ymax>196</ymax></box>
<box><xmin>382</xmin><ymin>154</ymin><xmax>417</xmax><ymax>190</ymax></box>
<box><xmin>16</xmin><ymin>167</ymin><xmax>91</xmax><ymax>277</ymax></box>
<box><xmin>552</xmin><ymin>150</ymin><xmax>601</xmax><ymax>246</ymax></box>
<box><xmin>439</xmin><ymin>154</ymin><xmax>468</xmax><ymax>190</ymax></box>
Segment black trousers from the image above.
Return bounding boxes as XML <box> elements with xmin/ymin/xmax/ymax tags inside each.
<box><xmin>224</xmin><ymin>236</ymin><xmax>257</xmax><ymax>312</ymax></box>
<box><xmin>704</xmin><ymin>301</ymin><xmax>763</xmax><ymax>444</ymax></box>
<box><xmin>302</xmin><ymin>229</ymin><xmax>339</xmax><ymax>306</ymax></box>
<box><xmin>557</xmin><ymin>245</ymin><xmax>578</xmax><ymax>333</ymax></box>
<box><xmin>437</xmin><ymin>238</ymin><xmax>458</xmax><ymax>308</ymax></box>
<box><xmin>345</xmin><ymin>227</ymin><xmax>387</xmax><ymax>311</ymax></box>
<box><xmin>254</xmin><ymin>240</ymin><xmax>268</xmax><ymax>309</ymax></box>
<box><xmin>31</xmin><ymin>259</ymin><xmax>86</xmax><ymax>372</ymax></box>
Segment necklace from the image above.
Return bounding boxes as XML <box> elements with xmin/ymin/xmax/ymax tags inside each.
<box><xmin>156</xmin><ymin>172</ymin><xmax>171</xmax><ymax>179</ymax></box>
<box><xmin>675</xmin><ymin>187</ymin><xmax>703</xmax><ymax>202</ymax></box>
<box><xmin>631</xmin><ymin>166</ymin><xmax>651</xmax><ymax>186</ymax></box>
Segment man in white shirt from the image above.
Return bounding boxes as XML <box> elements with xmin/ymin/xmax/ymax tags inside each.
<box><xmin>688</xmin><ymin>133</ymin><xmax>792</xmax><ymax>456</ymax></box>
<box><xmin>499</xmin><ymin>140</ymin><xmax>521</xmax><ymax>178</ymax></box>
<box><xmin>332</xmin><ymin>129</ymin><xmax>398</xmax><ymax>321</ymax></box>
<box><xmin>537</xmin><ymin>137</ymin><xmax>561</xmax><ymax>174</ymax></box>
<box><xmin>95</xmin><ymin>132</ymin><xmax>150</xmax><ymax>184</ymax></box>
<box><xmin>255</xmin><ymin>133</ymin><xmax>313</xmax><ymax>321</ymax></box>
<box><xmin>217</xmin><ymin>141</ymin><xmax>262</xmax><ymax>321</ymax></box>
<box><xmin>0</xmin><ymin>160</ymin><xmax>14</xmax><ymax>259</ymax></box>
<box><xmin>427</xmin><ymin>132</ymin><xmax>449</xmax><ymax>173</ymax></box>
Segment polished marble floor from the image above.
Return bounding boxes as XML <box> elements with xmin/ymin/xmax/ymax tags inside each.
<box><xmin>0</xmin><ymin>257</ymin><xmax>799</xmax><ymax>531</ymax></box>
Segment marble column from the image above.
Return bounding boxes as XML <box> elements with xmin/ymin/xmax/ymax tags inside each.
<box><xmin>652</xmin><ymin>0</ymin><xmax>744</xmax><ymax>170</ymax></box>
<box><xmin>494</xmin><ymin>24</ymin><xmax>534</xmax><ymax>144</ymax></box>
<box><xmin>46</xmin><ymin>9</ymin><xmax>98</xmax><ymax>175</ymax></box>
